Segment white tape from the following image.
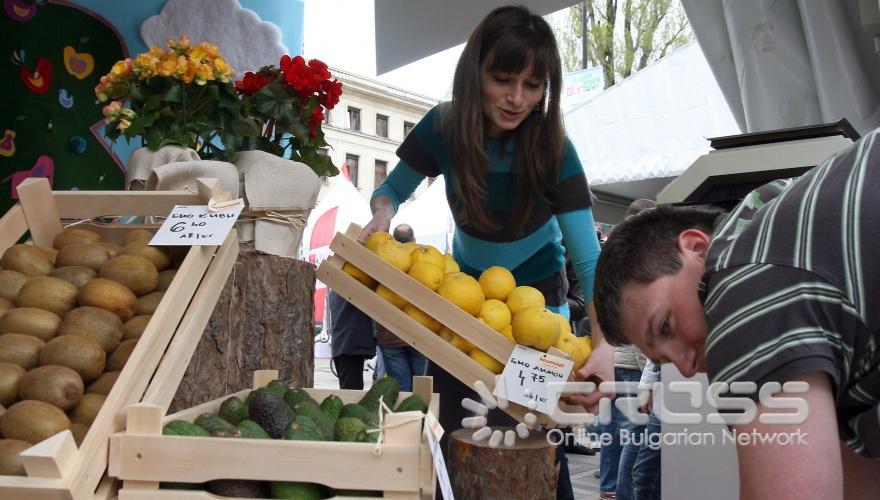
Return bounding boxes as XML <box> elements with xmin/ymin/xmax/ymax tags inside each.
<box><xmin>523</xmin><ymin>413</ymin><xmax>538</xmax><ymax>426</ymax></box>
<box><xmin>474</xmin><ymin>381</ymin><xmax>498</xmax><ymax>409</ymax></box>
<box><xmin>504</xmin><ymin>430</ymin><xmax>516</xmax><ymax>447</ymax></box>
<box><xmin>461</xmin><ymin>397</ymin><xmax>488</xmax><ymax>416</ymax></box>
<box><xmin>488</xmin><ymin>430</ymin><xmax>503</xmax><ymax>448</ymax></box>
<box><xmin>496</xmin><ymin>395</ymin><xmax>509</xmax><ymax>410</ymax></box>
<box><xmin>472</xmin><ymin>426</ymin><xmax>492</xmax><ymax>441</ymax></box>
<box><xmin>516</xmin><ymin>423</ymin><xmax>529</xmax><ymax>439</ymax></box>
<box><xmin>462</xmin><ymin>416</ymin><xmax>487</xmax><ymax>429</ymax></box>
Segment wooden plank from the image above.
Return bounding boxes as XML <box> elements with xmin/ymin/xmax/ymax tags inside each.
<box><xmin>19</xmin><ymin>431</ymin><xmax>77</xmax><ymax>479</ymax></box>
<box><xmin>16</xmin><ymin>178</ymin><xmax>63</xmax><ymax>247</ymax></box>
<box><xmin>195</xmin><ymin>178</ymin><xmax>219</xmax><ymax>202</ymax></box>
<box><xmin>0</xmin><ymin>203</ymin><xmax>28</xmax><ymax>250</ymax></box>
<box><xmin>53</xmin><ymin>191</ymin><xmax>203</xmax><ymax>218</ymax></box>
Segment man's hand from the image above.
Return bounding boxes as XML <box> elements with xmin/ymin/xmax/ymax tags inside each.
<box><xmin>639</xmin><ymin>388</ymin><xmax>653</xmax><ymax>414</ymax></box>
<box><xmin>568</xmin><ymin>334</ymin><xmax>614</xmax><ymax>412</ymax></box>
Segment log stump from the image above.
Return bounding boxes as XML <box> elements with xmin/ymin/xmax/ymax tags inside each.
<box><xmin>170</xmin><ymin>244</ymin><xmax>316</xmax><ymax>412</ymax></box>
<box><xmin>449</xmin><ymin>427</ymin><xmax>558</xmax><ymax>500</ymax></box>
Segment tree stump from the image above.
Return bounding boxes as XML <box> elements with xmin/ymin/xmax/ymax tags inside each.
<box><xmin>449</xmin><ymin>427</ymin><xmax>558</xmax><ymax>500</ymax></box>
<box><xmin>169</xmin><ymin>244</ymin><xmax>316</xmax><ymax>412</ymax></box>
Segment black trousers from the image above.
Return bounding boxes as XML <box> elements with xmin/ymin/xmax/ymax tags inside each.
<box><xmin>333</xmin><ymin>354</ymin><xmax>367</xmax><ymax>390</ymax></box>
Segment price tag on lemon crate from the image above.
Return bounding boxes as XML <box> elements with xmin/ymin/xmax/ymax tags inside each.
<box><xmin>495</xmin><ymin>345</ymin><xmax>573</xmax><ymax>415</ymax></box>
<box><xmin>150</xmin><ymin>205</ymin><xmax>242</xmax><ymax>246</ymax></box>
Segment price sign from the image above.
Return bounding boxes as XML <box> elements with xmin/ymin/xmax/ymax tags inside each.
<box><xmin>423</xmin><ymin>412</ymin><xmax>454</xmax><ymax>500</ymax></box>
<box><xmin>494</xmin><ymin>345</ymin><xmax>573</xmax><ymax>415</ymax></box>
<box><xmin>150</xmin><ymin>205</ymin><xmax>242</xmax><ymax>246</ymax></box>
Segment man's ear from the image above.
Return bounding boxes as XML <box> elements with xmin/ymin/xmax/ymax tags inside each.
<box><xmin>678</xmin><ymin>228</ymin><xmax>711</xmax><ymax>259</ymax></box>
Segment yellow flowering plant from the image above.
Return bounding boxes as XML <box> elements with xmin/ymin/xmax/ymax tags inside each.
<box><xmin>96</xmin><ymin>36</ymin><xmax>259</xmax><ymax>159</ymax></box>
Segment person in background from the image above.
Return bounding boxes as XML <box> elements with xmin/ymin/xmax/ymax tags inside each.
<box><xmin>374</xmin><ymin>224</ymin><xmax>429</xmax><ymax>392</ymax></box>
<box><xmin>359</xmin><ymin>6</ymin><xmax>613</xmax><ymax>498</ymax></box>
<box><xmin>327</xmin><ymin>290</ymin><xmax>375</xmax><ymax>390</ymax></box>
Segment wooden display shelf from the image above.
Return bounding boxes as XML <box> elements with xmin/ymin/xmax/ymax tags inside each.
<box><xmin>0</xmin><ymin>178</ymin><xmax>239</xmax><ymax>500</ymax></box>
<box><xmin>109</xmin><ymin>370</ymin><xmax>438</xmax><ymax>499</ymax></box>
<box><xmin>317</xmin><ymin>224</ymin><xmax>591</xmax><ymax>427</ymax></box>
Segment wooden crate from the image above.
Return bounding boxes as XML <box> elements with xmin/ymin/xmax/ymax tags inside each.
<box><xmin>109</xmin><ymin>370</ymin><xmax>438</xmax><ymax>499</ymax></box>
<box><xmin>0</xmin><ymin>178</ymin><xmax>239</xmax><ymax>500</ymax></box>
<box><xmin>317</xmin><ymin>224</ymin><xmax>591</xmax><ymax>427</ymax></box>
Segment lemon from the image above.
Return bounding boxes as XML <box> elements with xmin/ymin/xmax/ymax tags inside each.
<box><xmin>438</xmin><ymin>272</ymin><xmax>485</xmax><ymax>316</ymax></box>
<box><xmin>403</xmin><ymin>303</ymin><xmax>442</xmax><ymax>332</ymax></box>
<box><xmin>410</xmin><ymin>245</ymin><xmax>445</xmax><ymax>269</ymax></box>
<box><xmin>438</xmin><ymin>326</ymin><xmax>455</xmax><ymax>342</ymax></box>
<box><xmin>450</xmin><ymin>332</ymin><xmax>475</xmax><ymax>353</ymax></box>
<box><xmin>478</xmin><ymin>299</ymin><xmax>512</xmax><ymax>332</ymax></box>
<box><xmin>506</xmin><ymin>285</ymin><xmax>545</xmax><ymax>315</ymax></box>
<box><xmin>402</xmin><ymin>241</ymin><xmax>421</xmax><ymax>256</ymax></box>
<box><xmin>342</xmin><ymin>262</ymin><xmax>376</xmax><ymax>288</ymax></box>
<box><xmin>470</xmin><ymin>348</ymin><xmax>504</xmax><ymax>374</ymax></box>
<box><xmin>555</xmin><ymin>313</ymin><xmax>573</xmax><ymax>335</ymax></box>
<box><xmin>376</xmin><ymin>240</ymin><xmax>412</xmax><ymax>272</ymax></box>
<box><xmin>444</xmin><ymin>253</ymin><xmax>461</xmax><ymax>274</ymax></box>
<box><xmin>376</xmin><ymin>284</ymin><xmax>408</xmax><ymax>308</ymax></box>
<box><xmin>365</xmin><ymin>231</ymin><xmax>394</xmax><ymax>252</ymax></box>
<box><xmin>479</xmin><ymin>266</ymin><xmax>516</xmax><ymax>301</ymax></box>
<box><xmin>500</xmin><ymin>324</ymin><xmax>515</xmax><ymax>342</ymax></box>
<box><xmin>407</xmin><ymin>261</ymin><xmax>445</xmax><ymax>291</ymax></box>
<box><xmin>553</xmin><ymin>332</ymin><xmax>590</xmax><ymax>370</ymax></box>
<box><xmin>512</xmin><ymin>306</ymin><xmax>560</xmax><ymax>351</ymax></box>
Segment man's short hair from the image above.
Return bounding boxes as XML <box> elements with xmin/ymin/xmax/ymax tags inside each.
<box><xmin>625</xmin><ymin>198</ymin><xmax>657</xmax><ymax>218</ymax></box>
<box><xmin>393</xmin><ymin>224</ymin><xmax>415</xmax><ymax>243</ymax></box>
<box><xmin>595</xmin><ymin>205</ymin><xmax>722</xmax><ymax>346</ymax></box>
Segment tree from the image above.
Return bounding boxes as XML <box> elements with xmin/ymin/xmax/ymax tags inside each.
<box><xmin>552</xmin><ymin>0</ymin><xmax>694</xmax><ymax>89</ymax></box>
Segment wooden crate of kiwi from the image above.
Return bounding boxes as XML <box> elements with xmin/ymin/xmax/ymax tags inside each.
<box><xmin>0</xmin><ymin>178</ymin><xmax>238</xmax><ymax>500</ymax></box>
<box><xmin>109</xmin><ymin>370</ymin><xmax>438</xmax><ymax>499</ymax></box>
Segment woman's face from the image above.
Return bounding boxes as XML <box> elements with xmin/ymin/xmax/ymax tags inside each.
<box><xmin>480</xmin><ymin>62</ymin><xmax>545</xmax><ymax>138</ymax></box>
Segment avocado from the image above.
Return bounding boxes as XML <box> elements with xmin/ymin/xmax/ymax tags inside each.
<box><xmin>269</xmin><ymin>481</ymin><xmax>329</xmax><ymax>500</ymax></box>
<box><xmin>162</xmin><ymin>420</ymin><xmax>210</xmax><ymax>437</ymax></box>
<box><xmin>265</xmin><ymin>379</ymin><xmax>289</xmax><ymax>397</ymax></box>
<box><xmin>340</xmin><ymin>403</ymin><xmax>379</xmax><ymax>427</ymax></box>
<box><xmin>238</xmin><ymin>420</ymin><xmax>271</xmax><ymax>439</ymax></box>
<box><xmin>359</xmin><ymin>377</ymin><xmax>400</xmax><ymax>412</ymax></box>
<box><xmin>283</xmin><ymin>387</ymin><xmax>316</xmax><ymax>409</ymax></box>
<box><xmin>194</xmin><ymin>413</ymin><xmax>239</xmax><ymax>437</ymax></box>
<box><xmin>334</xmin><ymin>417</ymin><xmax>369</xmax><ymax>442</ymax></box>
<box><xmin>283</xmin><ymin>415</ymin><xmax>325</xmax><ymax>442</ymax></box>
<box><xmin>395</xmin><ymin>394</ymin><xmax>428</xmax><ymax>413</ymax></box>
<box><xmin>219</xmin><ymin>395</ymin><xmax>248</xmax><ymax>425</ymax></box>
<box><xmin>248</xmin><ymin>390</ymin><xmax>295</xmax><ymax>439</ymax></box>
<box><xmin>319</xmin><ymin>394</ymin><xmax>344</xmax><ymax>423</ymax></box>
<box><xmin>207</xmin><ymin>479</ymin><xmax>270</xmax><ymax>498</ymax></box>
<box><xmin>293</xmin><ymin>401</ymin><xmax>334</xmax><ymax>440</ymax></box>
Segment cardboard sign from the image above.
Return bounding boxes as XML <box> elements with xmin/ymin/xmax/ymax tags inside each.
<box><xmin>495</xmin><ymin>345</ymin><xmax>573</xmax><ymax>415</ymax></box>
<box><xmin>150</xmin><ymin>205</ymin><xmax>242</xmax><ymax>246</ymax></box>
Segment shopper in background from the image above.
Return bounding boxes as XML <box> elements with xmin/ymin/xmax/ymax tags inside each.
<box><xmin>327</xmin><ymin>290</ymin><xmax>375</xmax><ymax>390</ymax></box>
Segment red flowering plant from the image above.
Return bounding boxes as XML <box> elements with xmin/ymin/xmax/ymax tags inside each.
<box><xmin>235</xmin><ymin>55</ymin><xmax>342</xmax><ymax>177</ymax></box>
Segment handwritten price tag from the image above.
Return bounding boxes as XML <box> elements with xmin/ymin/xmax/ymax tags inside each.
<box><xmin>495</xmin><ymin>345</ymin><xmax>573</xmax><ymax>415</ymax></box>
<box><xmin>150</xmin><ymin>205</ymin><xmax>242</xmax><ymax>246</ymax></box>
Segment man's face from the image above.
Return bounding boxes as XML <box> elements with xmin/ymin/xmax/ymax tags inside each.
<box><xmin>617</xmin><ymin>230</ymin><xmax>710</xmax><ymax>378</ymax></box>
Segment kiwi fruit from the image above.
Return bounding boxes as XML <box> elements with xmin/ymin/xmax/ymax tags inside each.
<box><xmin>0</xmin><ymin>307</ymin><xmax>62</xmax><ymax>341</ymax></box>
<box><xmin>156</xmin><ymin>269</ymin><xmax>176</xmax><ymax>291</ymax></box>
<box><xmin>1</xmin><ymin>400</ymin><xmax>71</xmax><ymax>444</ymax></box>
<box><xmin>16</xmin><ymin>276</ymin><xmax>79</xmax><ymax>316</ymax></box>
<box><xmin>0</xmin><ymin>245</ymin><xmax>53</xmax><ymax>277</ymax></box>
<box><xmin>34</xmin><ymin>245</ymin><xmax>58</xmax><ymax>265</ymax></box>
<box><xmin>69</xmin><ymin>423</ymin><xmax>89</xmax><ymax>447</ymax></box>
<box><xmin>49</xmin><ymin>266</ymin><xmax>96</xmax><ymax>289</ymax></box>
<box><xmin>77</xmin><ymin>278</ymin><xmax>138</xmax><ymax>322</ymax></box>
<box><xmin>136</xmin><ymin>292</ymin><xmax>164</xmax><ymax>315</ymax></box>
<box><xmin>55</xmin><ymin>243</ymin><xmax>113</xmax><ymax>271</ymax></box>
<box><xmin>86</xmin><ymin>371</ymin><xmax>119</xmax><ymax>395</ymax></box>
<box><xmin>0</xmin><ymin>439</ymin><xmax>31</xmax><ymax>475</ymax></box>
<box><xmin>18</xmin><ymin>365</ymin><xmax>84</xmax><ymax>410</ymax></box>
<box><xmin>39</xmin><ymin>335</ymin><xmax>106</xmax><ymax>383</ymax></box>
<box><xmin>58</xmin><ymin>306</ymin><xmax>123</xmax><ymax>353</ymax></box>
<box><xmin>0</xmin><ymin>334</ymin><xmax>44</xmax><ymax>369</ymax></box>
<box><xmin>99</xmin><ymin>254</ymin><xmax>158</xmax><ymax>296</ymax></box>
<box><xmin>70</xmin><ymin>393</ymin><xmax>106</xmax><ymax>426</ymax></box>
<box><xmin>122</xmin><ymin>229</ymin><xmax>155</xmax><ymax>246</ymax></box>
<box><xmin>0</xmin><ymin>298</ymin><xmax>12</xmax><ymax>317</ymax></box>
<box><xmin>0</xmin><ymin>270</ymin><xmax>27</xmax><ymax>301</ymax></box>
<box><xmin>120</xmin><ymin>242</ymin><xmax>171</xmax><ymax>272</ymax></box>
<box><xmin>0</xmin><ymin>362</ymin><xmax>25</xmax><ymax>406</ymax></box>
<box><xmin>52</xmin><ymin>228</ymin><xmax>102</xmax><ymax>250</ymax></box>
<box><xmin>122</xmin><ymin>315</ymin><xmax>151</xmax><ymax>341</ymax></box>
<box><xmin>107</xmin><ymin>339</ymin><xmax>137</xmax><ymax>372</ymax></box>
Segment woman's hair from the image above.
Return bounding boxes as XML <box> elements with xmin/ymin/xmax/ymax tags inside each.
<box><xmin>443</xmin><ymin>5</ymin><xmax>564</xmax><ymax>235</ymax></box>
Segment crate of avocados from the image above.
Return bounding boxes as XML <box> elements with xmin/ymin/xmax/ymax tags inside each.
<box><xmin>0</xmin><ymin>177</ymin><xmax>239</xmax><ymax>499</ymax></box>
<box><xmin>316</xmin><ymin>224</ymin><xmax>592</xmax><ymax>428</ymax></box>
<box><xmin>108</xmin><ymin>369</ymin><xmax>438</xmax><ymax>499</ymax></box>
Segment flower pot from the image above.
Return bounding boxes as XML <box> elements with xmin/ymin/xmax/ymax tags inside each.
<box><xmin>126</xmin><ymin>145</ymin><xmax>200</xmax><ymax>191</ymax></box>
<box><xmin>233</xmin><ymin>150</ymin><xmax>321</xmax><ymax>258</ymax></box>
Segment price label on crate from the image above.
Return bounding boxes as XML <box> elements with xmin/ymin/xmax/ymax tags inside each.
<box><xmin>495</xmin><ymin>345</ymin><xmax>573</xmax><ymax>415</ymax></box>
<box><xmin>150</xmin><ymin>205</ymin><xmax>242</xmax><ymax>246</ymax></box>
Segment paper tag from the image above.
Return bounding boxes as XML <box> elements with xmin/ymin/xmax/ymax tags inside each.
<box><xmin>423</xmin><ymin>416</ymin><xmax>454</xmax><ymax>500</ymax></box>
<box><xmin>150</xmin><ymin>205</ymin><xmax>242</xmax><ymax>246</ymax></box>
<box><xmin>495</xmin><ymin>345</ymin><xmax>573</xmax><ymax>415</ymax></box>
<box><xmin>208</xmin><ymin>197</ymin><xmax>245</xmax><ymax>212</ymax></box>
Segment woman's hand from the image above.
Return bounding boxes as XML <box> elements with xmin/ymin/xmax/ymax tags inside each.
<box><xmin>358</xmin><ymin>195</ymin><xmax>395</xmax><ymax>242</ymax></box>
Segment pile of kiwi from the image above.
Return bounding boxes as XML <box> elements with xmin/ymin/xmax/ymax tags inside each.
<box><xmin>0</xmin><ymin>227</ymin><xmax>183</xmax><ymax>476</ymax></box>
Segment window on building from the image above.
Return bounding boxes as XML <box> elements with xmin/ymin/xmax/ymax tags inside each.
<box><xmin>323</xmin><ymin>109</ymin><xmax>330</xmax><ymax>124</ymax></box>
<box><xmin>376</xmin><ymin>114</ymin><xmax>388</xmax><ymax>138</ymax></box>
<box><xmin>348</xmin><ymin>107</ymin><xmax>361</xmax><ymax>131</ymax></box>
<box><xmin>375</xmin><ymin>160</ymin><xmax>387</xmax><ymax>187</ymax></box>
<box><xmin>346</xmin><ymin>154</ymin><xmax>359</xmax><ymax>187</ymax></box>
<box><xmin>318</xmin><ymin>148</ymin><xmax>330</xmax><ymax>183</ymax></box>
<box><xmin>403</xmin><ymin>121</ymin><xmax>415</xmax><ymax>137</ymax></box>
